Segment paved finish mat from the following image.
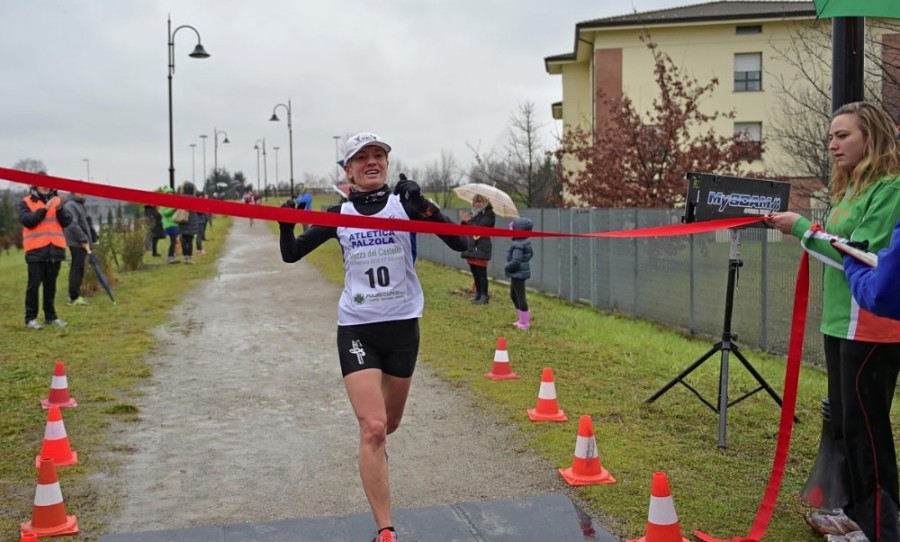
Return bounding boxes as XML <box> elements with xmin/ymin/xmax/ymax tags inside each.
<box><xmin>100</xmin><ymin>494</ymin><xmax>618</xmax><ymax>542</ymax></box>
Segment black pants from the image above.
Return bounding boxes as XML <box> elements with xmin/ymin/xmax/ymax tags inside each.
<box><xmin>180</xmin><ymin>234</ymin><xmax>194</xmax><ymax>257</ymax></box>
<box><xmin>509</xmin><ymin>278</ymin><xmax>528</xmax><ymax>311</ymax></box>
<box><xmin>469</xmin><ymin>264</ymin><xmax>489</xmax><ymax>298</ymax></box>
<box><xmin>167</xmin><ymin>231</ymin><xmax>178</xmax><ymax>258</ymax></box>
<box><xmin>25</xmin><ymin>260</ymin><xmax>61</xmax><ymax>322</ymax></box>
<box><xmin>196</xmin><ymin>223</ymin><xmax>206</xmax><ymax>250</ymax></box>
<box><xmin>824</xmin><ymin>335</ymin><xmax>900</xmax><ymax>542</ymax></box>
<box><xmin>68</xmin><ymin>246</ymin><xmax>87</xmax><ymax>301</ymax></box>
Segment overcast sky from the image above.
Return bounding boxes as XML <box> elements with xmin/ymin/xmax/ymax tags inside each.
<box><xmin>2</xmin><ymin>0</ymin><xmax>752</xmax><ymax>193</ymax></box>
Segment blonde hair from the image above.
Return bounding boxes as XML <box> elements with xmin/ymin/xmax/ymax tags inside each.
<box><xmin>829</xmin><ymin>101</ymin><xmax>900</xmax><ymax>204</ymax></box>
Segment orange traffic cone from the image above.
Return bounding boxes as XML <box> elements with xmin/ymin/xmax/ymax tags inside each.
<box><xmin>527</xmin><ymin>367</ymin><xmax>567</xmax><ymax>422</ymax></box>
<box><xmin>40</xmin><ymin>361</ymin><xmax>77</xmax><ymax>409</ymax></box>
<box><xmin>484</xmin><ymin>337</ymin><xmax>519</xmax><ymax>380</ymax></box>
<box><xmin>20</xmin><ymin>458</ymin><xmax>78</xmax><ymax>537</ymax></box>
<box><xmin>35</xmin><ymin>405</ymin><xmax>78</xmax><ymax>468</ymax></box>
<box><xmin>627</xmin><ymin>472</ymin><xmax>689</xmax><ymax>542</ymax></box>
<box><xmin>558</xmin><ymin>415</ymin><xmax>615</xmax><ymax>486</ymax></box>
<box><xmin>20</xmin><ymin>532</ymin><xmax>37</xmax><ymax>542</ymax></box>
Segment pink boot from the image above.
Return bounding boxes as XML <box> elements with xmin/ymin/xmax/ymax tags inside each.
<box><xmin>514</xmin><ymin>310</ymin><xmax>531</xmax><ymax>330</ymax></box>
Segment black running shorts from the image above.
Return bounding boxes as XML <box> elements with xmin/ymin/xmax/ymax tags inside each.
<box><xmin>336</xmin><ymin>318</ymin><xmax>420</xmax><ymax>378</ymax></box>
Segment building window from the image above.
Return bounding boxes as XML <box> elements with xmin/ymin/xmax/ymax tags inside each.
<box><xmin>735</xmin><ymin>53</ymin><xmax>762</xmax><ymax>91</ymax></box>
<box><xmin>734</xmin><ymin>122</ymin><xmax>763</xmax><ymax>160</ymax></box>
<box><xmin>736</xmin><ymin>25</ymin><xmax>762</xmax><ymax>34</ymax></box>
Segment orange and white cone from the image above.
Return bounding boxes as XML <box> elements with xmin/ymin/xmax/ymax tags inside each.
<box><xmin>40</xmin><ymin>361</ymin><xmax>77</xmax><ymax>409</ymax></box>
<box><xmin>35</xmin><ymin>405</ymin><xmax>78</xmax><ymax>468</ymax></box>
<box><xmin>484</xmin><ymin>337</ymin><xmax>519</xmax><ymax>380</ymax></box>
<box><xmin>627</xmin><ymin>472</ymin><xmax>690</xmax><ymax>542</ymax></box>
<box><xmin>558</xmin><ymin>415</ymin><xmax>615</xmax><ymax>486</ymax></box>
<box><xmin>20</xmin><ymin>458</ymin><xmax>78</xmax><ymax>537</ymax></box>
<box><xmin>527</xmin><ymin>367</ymin><xmax>567</xmax><ymax>422</ymax></box>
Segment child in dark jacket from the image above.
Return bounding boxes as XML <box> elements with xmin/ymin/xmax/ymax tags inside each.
<box><xmin>505</xmin><ymin>217</ymin><xmax>534</xmax><ymax>330</ymax></box>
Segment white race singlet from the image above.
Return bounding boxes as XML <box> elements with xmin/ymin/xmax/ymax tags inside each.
<box><xmin>336</xmin><ymin>194</ymin><xmax>424</xmax><ymax>325</ymax></box>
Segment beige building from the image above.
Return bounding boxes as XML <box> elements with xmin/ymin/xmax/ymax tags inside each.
<box><xmin>545</xmin><ymin>1</ymin><xmax>899</xmax><ymax>208</ymax></box>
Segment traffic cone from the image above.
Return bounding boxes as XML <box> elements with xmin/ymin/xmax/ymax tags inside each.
<box><xmin>484</xmin><ymin>337</ymin><xmax>519</xmax><ymax>380</ymax></box>
<box><xmin>35</xmin><ymin>405</ymin><xmax>78</xmax><ymax>468</ymax></box>
<box><xmin>527</xmin><ymin>367</ymin><xmax>567</xmax><ymax>422</ymax></box>
<box><xmin>558</xmin><ymin>415</ymin><xmax>615</xmax><ymax>486</ymax></box>
<box><xmin>627</xmin><ymin>472</ymin><xmax>689</xmax><ymax>542</ymax></box>
<box><xmin>20</xmin><ymin>458</ymin><xmax>78</xmax><ymax>537</ymax></box>
<box><xmin>20</xmin><ymin>532</ymin><xmax>37</xmax><ymax>542</ymax></box>
<box><xmin>40</xmin><ymin>361</ymin><xmax>77</xmax><ymax>409</ymax></box>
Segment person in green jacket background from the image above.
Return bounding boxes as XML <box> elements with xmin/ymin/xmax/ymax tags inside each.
<box><xmin>768</xmin><ymin>101</ymin><xmax>900</xmax><ymax>542</ymax></box>
<box><xmin>159</xmin><ymin>186</ymin><xmax>180</xmax><ymax>264</ymax></box>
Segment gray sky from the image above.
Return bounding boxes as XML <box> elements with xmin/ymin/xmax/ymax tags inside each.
<box><xmin>2</xmin><ymin>0</ymin><xmax>710</xmax><ymax>192</ymax></box>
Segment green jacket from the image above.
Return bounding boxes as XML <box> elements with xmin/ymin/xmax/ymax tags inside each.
<box><xmin>791</xmin><ymin>174</ymin><xmax>900</xmax><ymax>342</ymax></box>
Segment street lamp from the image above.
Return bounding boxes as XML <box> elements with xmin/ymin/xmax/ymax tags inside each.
<box><xmin>333</xmin><ymin>135</ymin><xmax>341</xmax><ymax>180</ymax></box>
<box><xmin>272</xmin><ymin>146</ymin><xmax>280</xmax><ymax>195</ymax></box>
<box><xmin>82</xmin><ymin>158</ymin><xmax>91</xmax><ymax>181</ymax></box>
<box><xmin>213</xmin><ymin>128</ymin><xmax>229</xmax><ymax>192</ymax></box>
<box><xmin>253</xmin><ymin>139</ymin><xmax>263</xmax><ymax>198</ymax></box>
<box><xmin>254</xmin><ymin>138</ymin><xmax>267</xmax><ymax>200</ymax></box>
<box><xmin>167</xmin><ymin>15</ymin><xmax>210</xmax><ymax>190</ymax></box>
<box><xmin>199</xmin><ymin>134</ymin><xmax>208</xmax><ymax>183</ymax></box>
<box><xmin>269</xmin><ymin>100</ymin><xmax>294</xmax><ymax>198</ymax></box>
<box><xmin>189</xmin><ymin>143</ymin><xmax>197</xmax><ymax>183</ymax></box>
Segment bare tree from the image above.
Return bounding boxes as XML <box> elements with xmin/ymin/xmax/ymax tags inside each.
<box><xmin>767</xmin><ymin>19</ymin><xmax>900</xmax><ymax>204</ymax></box>
<box><xmin>421</xmin><ymin>151</ymin><xmax>463</xmax><ymax>208</ymax></box>
<box><xmin>468</xmin><ymin>102</ymin><xmax>560</xmax><ymax>208</ymax></box>
<box><xmin>13</xmin><ymin>158</ymin><xmax>47</xmax><ymax>173</ymax></box>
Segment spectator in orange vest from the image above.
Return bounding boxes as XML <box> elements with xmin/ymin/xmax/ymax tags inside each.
<box><xmin>16</xmin><ymin>173</ymin><xmax>73</xmax><ymax>329</ymax></box>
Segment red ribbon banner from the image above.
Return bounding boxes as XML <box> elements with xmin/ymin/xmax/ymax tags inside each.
<box><xmin>0</xmin><ymin>168</ymin><xmax>766</xmax><ymax>238</ymax></box>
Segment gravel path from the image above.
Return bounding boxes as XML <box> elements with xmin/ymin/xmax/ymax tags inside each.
<box><xmin>103</xmin><ymin>218</ymin><xmax>576</xmax><ymax>537</ymax></box>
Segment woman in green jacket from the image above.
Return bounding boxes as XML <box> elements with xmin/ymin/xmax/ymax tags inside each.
<box><xmin>768</xmin><ymin>101</ymin><xmax>900</xmax><ymax>542</ymax></box>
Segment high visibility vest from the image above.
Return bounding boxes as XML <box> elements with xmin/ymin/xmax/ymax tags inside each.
<box><xmin>22</xmin><ymin>196</ymin><xmax>67</xmax><ymax>251</ymax></box>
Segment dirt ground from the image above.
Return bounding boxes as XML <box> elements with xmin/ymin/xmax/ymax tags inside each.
<box><xmin>101</xmin><ymin>218</ymin><xmax>584</xmax><ymax>538</ymax></box>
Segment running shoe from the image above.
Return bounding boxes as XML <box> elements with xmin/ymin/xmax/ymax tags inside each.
<box><xmin>45</xmin><ymin>318</ymin><xmax>67</xmax><ymax>328</ymax></box>
<box><xmin>67</xmin><ymin>297</ymin><xmax>89</xmax><ymax>306</ymax></box>
<box><xmin>25</xmin><ymin>319</ymin><xmax>43</xmax><ymax>330</ymax></box>
<box><xmin>373</xmin><ymin>528</ymin><xmax>397</xmax><ymax>542</ymax></box>
<box><xmin>805</xmin><ymin>509</ymin><xmax>861</xmax><ymax>536</ymax></box>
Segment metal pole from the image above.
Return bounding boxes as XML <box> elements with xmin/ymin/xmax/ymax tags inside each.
<box><xmin>200</xmin><ymin>134</ymin><xmax>208</xmax><ymax>184</ymax></box>
<box><xmin>255</xmin><ymin>144</ymin><xmax>261</xmax><ymax>197</ymax></box>
<box><xmin>214</xmin><ymin>126</ymin><xmax>218</xmax><ymax>187</ymax></box>
<box><xmin>262</xmin><ymin>138</ymin><xmax>268</xmax><ymax>201</ymax></box>
<box><xmin>83</xmin><ymin>158</ymin><xmax>91</xmax><ymax>181</ymax></box>
<box><xmin>333</xmin><ymin>135</ymin><xmax>341</xmax><ymax>180</ymax></box>
<box><xmin>273</xmin><ymin>146</ymin><xmax>280</xmax><ymax>192</ymax></box>
<box><xmin>832</xmin><ymin>17</ymin><xmax>865</xmax><ymax>111</ymax></box>
<box><xmin>287</xmin><ymin>100</ymin><xmax>295</xmax><ymax>199</ymax></box>
<box><xmin>166</xmin><ymin>16</ymin><xmax>208</xmax><ymax>189</ymax></box>
<box><xmin>189</xmin><ymin>144</ymin><xmax>196</xmax><ymax>183</ymax></box>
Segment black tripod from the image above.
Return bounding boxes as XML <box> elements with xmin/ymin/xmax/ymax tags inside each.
<box><xmin>645</xmin><ymin>229</ymin><xmax>787</xmax><ymax>449</ymax></box>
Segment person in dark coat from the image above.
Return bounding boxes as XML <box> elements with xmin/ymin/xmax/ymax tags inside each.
<box><xmin>144</xmin><ymin>204</ymin><xmax>164</xmax><ymax>257</ymax></box>
<box><xmin>17</xmin><ymin>176</ymin><xmax>73</xmax><ymax>329</ymax></box>
<box><xmin>178</xmin><ymin>182</ymin><xmax>201</xmax><ymax>264</ymax></box>
<box><xmin>63</xmin><ymin>192</ymin><xmax>92</xmax><ymax>305</ymax></box>
<box><xmin>458</xmin><ymin>195</ymin><xmax>495</xmax><ymax>304</ymax></box>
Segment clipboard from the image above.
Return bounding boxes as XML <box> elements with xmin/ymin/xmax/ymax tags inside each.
<box><xmin>832</xmin><ymin>239</ymin><xmax>878</xmax><ymax>268</ymax></box>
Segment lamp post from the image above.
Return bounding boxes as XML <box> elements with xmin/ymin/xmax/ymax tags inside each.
<box><xmin>189</xmin><ymin>143</ymin><xmax>197</xmax><ymax>183</ymax></box>
<box><xmin>167</xmin><ymin>15</ymin><xmax>210</xmax><ymax>190</ymax></box>
<box><xmin>200</xmin><ymin>134</ymin><xmax>208</xmax><ymax>183</ymax></box>
<box><xmin>333</xmin><ymin>135</ymin><xmax>341</xmax><ymax>180</ymax></box>
<box><xmin>253</xmin><ymin>139</ymin><xmax>263</xmax><ymax>198</ymax></box>
<box><xmin>254</xmin><ymin>138</ymin><xmax>267</xmax><ymax>200</ymax></box>
<box><xmin>82</xmin><ymin>158</ymin><xmax>91</xmax><ymax>181</ymax></box>
<box><xmin>213</xmin><ymin>128</ymin><xmax>229</xmax><ymax>193</ymax></box>
<box><xmin>272</xmin><ymin>146</ymin><xmax>280</xmax><ymax>195</ymax></box>
<box><xmin>269</xmin><ymin>100</ymin><xmax>294</xmax><ymax>198</ymax></box>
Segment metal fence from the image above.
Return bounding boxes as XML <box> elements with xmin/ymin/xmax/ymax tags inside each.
<box><xmin>417</xmin><ymin>207</ymin><xmax>827</xmax><ymax>367</ymax></box>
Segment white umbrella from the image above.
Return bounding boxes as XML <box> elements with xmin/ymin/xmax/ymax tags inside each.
<box><xmin>452</xmin><ymin>183</ymin><xmax>519</xmax><ymax>218</ymax></box>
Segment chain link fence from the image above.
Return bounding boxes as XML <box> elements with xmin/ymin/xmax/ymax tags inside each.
<box><xmin>418</xmin><ymin>207</ymin><xmax>827</xmax><ymax>367</ymax></box>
